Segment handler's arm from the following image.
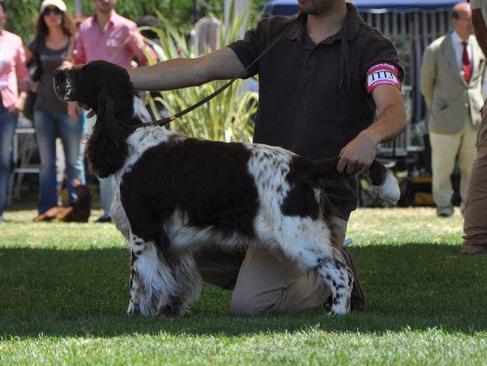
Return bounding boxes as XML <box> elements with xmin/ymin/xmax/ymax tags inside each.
<box><xmin>129</xmin><ymin>47</ymin><xmax>246</xmax><ymax>91</ymax></box>
<box><xmin>337</xmin><ymin>86</ymin><xmax>407</xmax><ymax>174</ymax></box>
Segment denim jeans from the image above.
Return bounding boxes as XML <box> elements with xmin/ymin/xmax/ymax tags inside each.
<box><xmin>99</xmin><ymin>176</ymin><xmax>116</xmax><ymax>217</ymax></box>
<box><xmin>34</xmin><ymin>110</ymin><xmax>85</xmax><ymax>214</ymax></box>
<box><xmin>0</xmin><ymin>105</ymin><xmax>18</xmax><ymax>217</ymax></box>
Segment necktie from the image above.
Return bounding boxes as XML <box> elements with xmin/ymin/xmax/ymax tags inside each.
<box><xmin>462</xmin><ymin>41</ymin><xmax>472</xmax><ymax>84</ymax></box>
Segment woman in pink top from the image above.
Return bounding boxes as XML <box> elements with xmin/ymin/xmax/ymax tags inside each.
<box><xmin>0</xmin><ymin>1</ymin><xmax>29</xmax><ymax>223</ymax></box>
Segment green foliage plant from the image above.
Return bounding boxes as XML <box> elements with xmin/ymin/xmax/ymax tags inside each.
<box><xmin>142</xmin><ymin>14</ymin><xmax>258</xmax><ymax>143</ymax></box>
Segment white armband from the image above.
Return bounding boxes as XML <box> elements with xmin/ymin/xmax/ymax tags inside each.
<box><xmin>365</xmin><ymin>63</ymin><xmax>401</xmax><ymax>93</ymax></box>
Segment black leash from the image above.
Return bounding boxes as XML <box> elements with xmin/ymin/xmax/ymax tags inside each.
<box><xmin>135</xmin><ymin>28</ymin><xmax>288</xmax><ymax>129</ymax></box>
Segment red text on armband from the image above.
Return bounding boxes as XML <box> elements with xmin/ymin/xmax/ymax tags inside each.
<box><xmin>366</xmin><ymin>63</ymin><xmax>401</xmax><ymax>93</ymax></box>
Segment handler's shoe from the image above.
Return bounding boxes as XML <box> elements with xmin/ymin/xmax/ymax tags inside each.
<box><xmin>341</xmin><ymin>247</ymin><xmax>367</xmax><ymax>312</ymax></box>
<box><xmin>461</xmin><ymin>244</ymin><xmax>487</xmax><ymax>255</ymax></box>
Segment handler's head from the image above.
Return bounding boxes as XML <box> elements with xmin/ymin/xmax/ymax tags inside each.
<box><xmin>92</xmin><ymin>0</ymin><xmax>117</xmax><ymax>14</ymax></box>
<box><xmin>298</xmin><ymin>0</ymin><xmax>345</xmax><ymax>16</ymax></box>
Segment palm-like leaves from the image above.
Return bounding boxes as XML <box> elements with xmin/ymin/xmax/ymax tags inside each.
<box><xmin>141</xmin><ymin>15</ymin><xmax>258</xmax><ymax>143</ymax></box>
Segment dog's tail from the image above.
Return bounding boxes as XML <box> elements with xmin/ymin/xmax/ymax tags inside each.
<box><xmin>308</xmin><ymin>158</ymin><xmax>400</xmax><ymax>203</ymax></box>
<box><xmin>367</xmin><ymin>160</ymin><xmax>401</xmax><ymax>203</ymax></box>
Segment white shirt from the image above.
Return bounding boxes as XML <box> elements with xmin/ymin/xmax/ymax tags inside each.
<box><xmin>451</xmin><ymin>31</ymin><xmax>475</xmax><ymax>77</ymax></box>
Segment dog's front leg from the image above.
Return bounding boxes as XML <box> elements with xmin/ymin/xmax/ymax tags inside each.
<box><xmin>127</xmin><ymin>233</ymin><xmax>177</xmax><ymax>317</ymax></box>
<box><xmin>111</xmin><ymin>193</ymin><xmax>159</xmax><ymax>316</ymax></box>
<box><xmin>270</xmin><ymin>218</ymin><xmax>353</xmax><ymax>315</ymax></box>
<box><xmin>164</xmin><ymin>252</ymin><xmax>202</xmax><ymax>316</ymax></box>
<box><xmin>127</xmin><ymin>249</ymin><xmax>141</xmax><ymax>315</ymax></box>
<box><xmin>127</xmin><ymin>234</ymin><xmax>147</xmax><ymax>316</ymax></box>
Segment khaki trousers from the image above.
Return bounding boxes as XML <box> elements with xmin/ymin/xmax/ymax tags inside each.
<box><xmin>463</xmin><ymin>114</ymin><xmax>487</xmax><ymax>247</ymax></box>
<box><xmin>196</xmin><ymin>217</ymin><xmax>347</xmax><ymax>315</ymax></box>
<box><xmin>429</xmin><ymin>122</ymin><xmax>477</xmax><ymax>209</ymax></box>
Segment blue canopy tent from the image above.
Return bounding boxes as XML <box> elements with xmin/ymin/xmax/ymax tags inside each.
<box><xmin>263</xmin><ymin>0</ymin><xmax>458</xmax><ymax>16</ymax></box>
<box><xmin>262</xmin><ymin>0</ymin><xmax>461</xmax><ymax>158</ymax></box>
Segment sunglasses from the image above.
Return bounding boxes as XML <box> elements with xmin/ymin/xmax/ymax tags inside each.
<box><xmin>42</xmin><ymin>7</ymin><xmax>63</xmax><ymax>16</ymax></box>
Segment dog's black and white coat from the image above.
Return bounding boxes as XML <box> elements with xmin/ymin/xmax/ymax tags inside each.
<box><xmin>54</xmin><ymin>61</ymin><xmax>400</xmax><ymax>316</ymax></box>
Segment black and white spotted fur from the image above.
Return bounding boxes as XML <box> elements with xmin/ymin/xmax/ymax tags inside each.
<box><xmin>54</xmin><ymin>61</ymin><xmax>400</xmax><ymax>316</ymax></box>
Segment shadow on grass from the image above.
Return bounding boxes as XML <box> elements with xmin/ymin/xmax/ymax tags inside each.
<box><xmin>1</xmin><ymin>244</ymin><xmax>486</xmax><ymax>338</ymax></box>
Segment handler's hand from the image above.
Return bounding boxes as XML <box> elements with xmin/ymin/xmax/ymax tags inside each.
<box><xmin>337</xmin><ymin>130</ymin><xmax>379</xmax><ymax>175</ymax></box>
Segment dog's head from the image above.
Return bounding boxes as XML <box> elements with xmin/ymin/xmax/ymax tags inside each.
<box><xmin>54</xmin><ymin>61</ymin><xmax>145</xmax><ymax>178</ymax></box>
<box><xmin>54</xmin><ymin>60</ymin><xmax>136</xmax><ymax>118</ymax></box>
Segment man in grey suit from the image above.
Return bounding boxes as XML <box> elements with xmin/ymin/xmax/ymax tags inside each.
<box><xmin>421</xmin><ymin>1</ymin><xmax>485</xmax><ymax>217</ymax></box>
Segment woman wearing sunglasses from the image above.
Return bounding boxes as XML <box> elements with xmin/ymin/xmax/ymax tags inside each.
<box><xmin>26</xmin><ymin>0</ymin><xmax>85</xmax><ymax>219</ymax></box>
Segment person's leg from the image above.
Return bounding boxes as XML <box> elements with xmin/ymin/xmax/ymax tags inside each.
<box><xmin>76</xmin><ymin>113</ymin><xmax>86</xmax><ymax>185</ymax></box>
<box><xmin>457</xmin><ymin>123</ymin><xmax>477</xmax><ymax>211</ymax></box>
<box><xmin>98</xmin><ymin>176</ymin><xmax>116</xmax><ymax>220</ymax></box>
<box><xmin>429</xmin><ymin>131</ymin><xmax>462</xmax><ymax>216</ymax></box>
<box><xmin>230</xmin><ymin>217</ymin><xmax>347</xmax><ymax>315</ymax></box>
<box><xmin>0</xmin><ymin>107</ymin><xmax>18</xmax><ymax>219</ymax></box>
<box><xmin>462</xmin><ymin>116</ymin><xmax>487</xmax><ymax>254</ymax></box>
<box><xmin>34</xmin><ymin>110</ymin><xmax>59</xmax><ymax>214</ymax></box>
<box><xmin>57</xmin><ymin>113</ymin><xmax>84</xmax><ymax>203</ymax></box>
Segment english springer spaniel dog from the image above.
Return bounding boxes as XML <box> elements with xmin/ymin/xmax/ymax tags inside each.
<box><xmin>54</xmin><ymin>60</ymin><xmax>400</xmax><ymax>316</ymax></box>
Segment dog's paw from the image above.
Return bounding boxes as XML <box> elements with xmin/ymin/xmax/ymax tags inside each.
<box><xmin>159</xmin><ymin>300</ymin><xmax>189</xmax><ymax>317</ymax></box>
<box><xmin>328</xmin><ymin>307</ymin><xmax>349</xmax><ymax>316</ymax></box>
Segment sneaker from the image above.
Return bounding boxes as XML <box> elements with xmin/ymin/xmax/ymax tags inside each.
<box><xmin>95</xmin><ymin>215</ymin><xmax>112</xmax><ymax>223</ymax></box>
<box><xmin>341</xmin><ymin>247</ymin><xmax>367</xmax><ymax>312</ymax></box>
<box><xmin>437</xmin><ymin>206</ymin><xmax>454</xmax><ymax>218</ymax></box>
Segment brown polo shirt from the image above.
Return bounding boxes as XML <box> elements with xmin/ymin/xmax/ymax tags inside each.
<box><xmin>228</xmin><ymin>4</ymin><xmax>402</xmax><ymax>218</ymax></box>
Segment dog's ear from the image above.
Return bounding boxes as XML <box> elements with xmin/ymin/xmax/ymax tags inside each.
<box><xmin>87</xmin><ymin>92</ymin><xmax>131</xmax><ymax>178</ymax></box>
<box><xmin>108</xmin><ymin>70</ymin><xmax>135</xmax><ymax>120</ymax></box>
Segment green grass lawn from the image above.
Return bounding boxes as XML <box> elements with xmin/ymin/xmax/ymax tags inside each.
<box><xmin>1</xmin><ymin>207</ymin><xmax>487</xmax><ymax>365</ymax></box>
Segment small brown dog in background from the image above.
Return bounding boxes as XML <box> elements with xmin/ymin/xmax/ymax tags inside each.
<box><xmin>34</xmin><ymin>181</ymin><xmax>92</xmax><ymax>222</ymax></box>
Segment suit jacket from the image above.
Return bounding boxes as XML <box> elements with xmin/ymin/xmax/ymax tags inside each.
<box><xmin>421</xmin><ymin>32</ymin><xmax>485</xmax><ymax>134</ymax></box>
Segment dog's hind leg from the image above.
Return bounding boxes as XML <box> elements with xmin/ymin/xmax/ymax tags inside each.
<box><xmin>127</xmin><ymin>233</ymin><xmax>177</xmax><ymax>317</ymax></box>
<box><xmin>269</xmin><ymin>218</ymin><xmax>353</xmax><ymax>315</ymax></box>
<box><xmin>310</xmin><ymin>256</ymin><xmax>353</xmax><ymax>315</ymax></box>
